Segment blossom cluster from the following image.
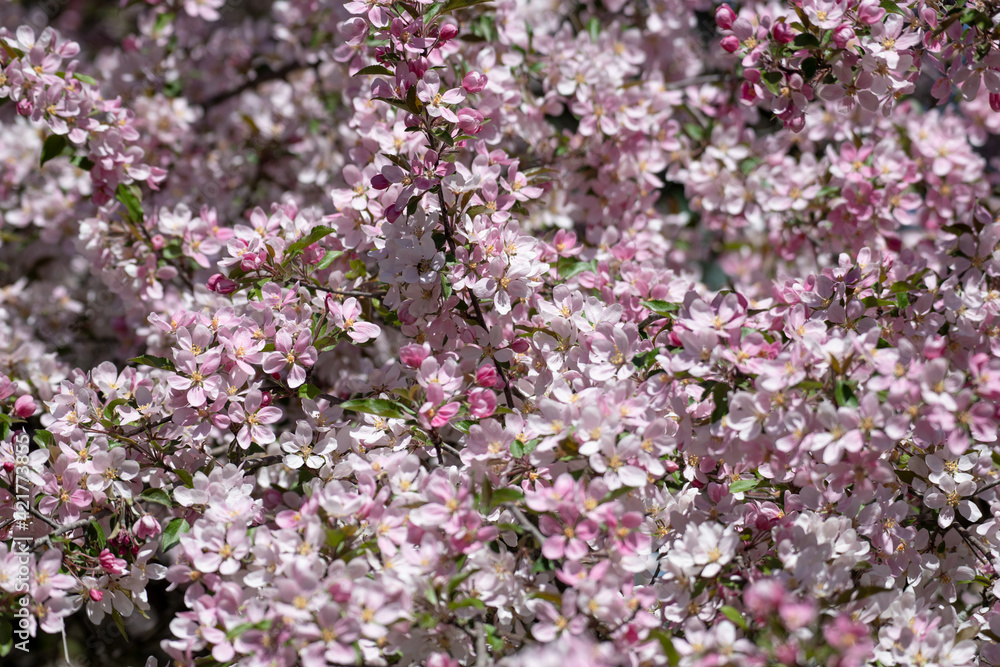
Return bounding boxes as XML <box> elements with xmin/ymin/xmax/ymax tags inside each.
<box><xmin>5</xmin><ymin>0</ymin><xmax>1000</xmax><ymax>666</ymax></box>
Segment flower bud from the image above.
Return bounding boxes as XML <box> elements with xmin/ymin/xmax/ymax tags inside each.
<box><xmin>462</xmin><ymin>71</ymin><xmax>488</xmax><ymax>93</ymax></box>
<box><xmin>89</xmin><ymin>589</ymin><xmax>104</xmax><ymax>602</ymax></box>
<box><xmin>832</xmin><ymin>25</ymin><xmax>854</xmax><ymax>49</ymax></box>
<box><xmin>772</xmin><ymin>22</ymin><xmax>794</xmax><ymax>44</ymax></box>
<box><xmin>715</xmin><ymin>4</ymin><xmax>736</xmax><ymax>30</ymax></box>
<box><xmin>456</xmin><ymin>107</ymin><xmax>485</xmax><ymax>134</ymax></box>
<box><xmin>13</xmin><ymin>395</ymin><xmax>35</xmax><ymax>419</ymax></box>
<box><xmin>150</xmin><ymin>234</ymin><xmax>165</xmax><ymax>250</ymax></box>
<box><xmin>720</xmin><ymin>35</ymin><xmax>740</xmax><ymax>53</ymax></box>
<box><xmin>438</xmin><ymin>23</ymin><xmax>459</xmax><ymax>42</ymax></box>
<box><xmin>207</xmin><ymin>273</ymin><xmax>237</xmax><ymax>295</ymax></box>
<box><xmin>400</xmin><ymin>343</ymin><xmax>430</xmax><ymax>368</ymax></box>
<box><xmin>476</xmin><ymin>364</ymin><xmax>498</xmax><ymax>387</ymax></box>
<box><xmin>990</xmin><ymin>93</ymin><xmax>1000</xmax><ymax>112</ymax></box>
<box><xmin>134</xmin><ymin>515</ymin><xmax>162</xmax><ymax>540</ymax></box>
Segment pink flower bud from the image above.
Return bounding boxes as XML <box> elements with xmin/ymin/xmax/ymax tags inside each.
<box><xmin>456</xmin><ymin>107</ymin><xmax>485</xmax><ymax>134</ymax></box>
<box><xmin>715</xmin><ymin>4</ymin><xmax>736</xmax><ymax>30</ymax></box>
<box><xmin>260</xmin><ymin>391</ymin><xmax>273</xmax><ymax>407</ymax></box>
<box><xmin>772</xmin><ymin>22</ymin><xmax>794</xmax><ymax>44</ymax></box>
<box><xmin>409</xmin><ymin>57</ymin><xmax>429</xmax><ymax>79</ymax></box>
<box><xmin>134</xmin><ymin>515</ymin><xmax>162</xmax><ymax>540</ymax></box>
<box><xmin>720</xmin><ymin>35</ymin><xmax>740</xmax><ymax>53</ymax></box>
<box><xmin>207</xmin><ymin>273</ymin><xmax>237</xmax><ymax>295</ymax></box>
<box><xmin>89</xmin><ymin>589</ymin><xmax>104</xmax><ymax>602</ymax></box>
<box><xmin>150</xmin><ymin>234</ymin><xmax>165</xmax><ymax>250</ymax></box>
<box><xmin>832</xmin><ymin>25</ymin><xmax>854</xmax><ymax>49</ymax></box>
<box><xmin>240</xmin><ymin>252</ymin><xmax>262</xmax><ymax>272</ymax></box>
<box><xmin>511</xmin><ymin>338</ymin><xmax>530</xmax><ymax>354</ymax></box>
<box><xmin>438</xmin><ymin>23</ymin><xmax>459</xmax><ymax>42</ymax></box>
<box><xmin>476</xmin><ymin>364</ymin><xmax>498</xmax><ymax>387</ymax></box>
<box><xmin>98</xmin><ymin>548</ymin><xmax>128</xmax><ymax>575</ymax></box>
<box><xmin>400</xmin><ymin>343</ymin><xmax>430</xmax><ymax>368</ymax></box>
<box><xmin>13</xmin><ymin>395</ymin><xmax>35</xmax><ymax>419</ymax></box>
<box><xmin>462</xmin><ymin>71</ymin><xmax>488</xmax><ymax>93</ymax></box>
<box><xmin>990</xmin><ymin>93</ymin><xmax>1000</xmax><ymax>112</ymax></box>
<box><xmin>468</xmin><ymin>388</ymin><xmax>496</xmax><ymax>418</ymax></box>
<box><xmin>856</xmin><ymin>0</ymin><xmax>886</xmax><ymax>24</ymax></box>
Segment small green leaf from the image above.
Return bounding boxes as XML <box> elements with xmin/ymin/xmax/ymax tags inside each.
<box><xmin>284</xmin><ymin>226</ymin><xmax>336</xmax><ymax>263</ymax></box>
<box><xmin>650</xmin><ymin>629</ymin><xmax>681</xmax><ymax>666</ymax></box>
<box><xmin>315</xmin><ymin>249</ymin><xmax>344</xmax><ymax>271</ymax></box>
<box><xmin>153</xmin><ymin>12</ymin><xmax>176</xmax><ymax>33</ymax></box>
<box><xmin>129</xmin><ymin>355</ymin><xmax>175</xmax><ymax>372</ymax></box>
<box><xmin>489</xmin><ymin>488</ymin><xmax>525</xmax><ymax>508</ymax></box>
<box><xmin>298</xmin><ymin>383</ymin><xmax>322</xmax><ymax>400</ymax></box>
<box><xmin>642</xmin><ymin>300</ymin><xmax>680</xmax><ymax>316</ymax></box>
<box><xmin>339</xmin><ymin>398</ymin><xmax>409</xmax><ymax>419</ymax></box>
<box><xmin>0</xmin><ymin>618</ymin><xmax>11</xmax><ymax>657</ymax></box>
<box><xmin>174</xmin><ymin>468</ymin><xmax>194</xmax><ymax>488</ymax></box>
<box><xmin>111</xmin><ymin>608</ymin><xmax>130</xmax><ymax>642</ymax></box>
<box><xmin>115</xmin><ymin>183</ymin><xmax>144</xmax><ymax>223</ymax></box>
<box><xmin>587</xmin><ymin>17</ymin><xmax>600</xmax><ymax>41</ymax></box>
<box><xmin>729</xmin><ymin>478</ymin><xmax>760</xmax><ymax>493</ymax></box>
<box><xmin>140</xmin><ymin>488</ymin><xmax>172</xmax><ymax>507</ymax></box>
<box><xmin>40</xmin><ymin>134</ymin><xmax>69</xmax><ymax>166</ymax></box>
<box><xmin>355</xmin><ymin>64</ymin><xmax>394</xmax><ymax>76</ymax></box>
<box><xmin>73</xmin><ymin>72</ymin><xmax>98</xmax><ymax>85</ymax></box>
<box><xmin>161</xmin><ymin>517</ymin><xmax>190</xmax><ymax>552</ymax></box>
<box><xmin>792</xmin><ymin>33</ymin><xmax>820</xmax><ymax>49</ymax></box>
<box><xmin>448</xmin><ymin>597</ymin><xmax>486</xmax><ymax>611</ymax></box>
<box><xmin>440</xmin><ymin>0</ymin><xmax>494</xmax><ymax>13</ymax></box>
<box><xmin>720</xmin><ymin>605</ymin><xmax>748</xmax><ymax>630</ymax></box>
<box><xmin>33</xmin><ymin>429</ymin><xmax>54</xmax><ymax>449</ymax></box>
<box><xmin>87</xmin><ymin>520</ymin><xmax>106</xmax><ymax>549</ymax></box>
<box><xmin>880</xmin><ymin>0</ymin><xmax>904</xmax><ymax>14</ymax></box>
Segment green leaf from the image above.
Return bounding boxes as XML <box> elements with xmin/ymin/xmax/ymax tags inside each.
<box><xmin>111</xmin><ymin>608</ymin><xmax>130</xmax><ymax>642</ymax></box>
<box><xmin>285</xmin><ymin>226</ymin><xmax>336</xmax><ymax>263</ymax></box>
<box><xmin>40</xmin><ymin>134</ymin><xmax>69</xmax><ymax>166</ymax></box>
<box><xmin>440</xmin><ymin>0</ymin><xmax>494</xmax><ymax>13</ymax></box>
<box><xmin>116</xmin><ymin>183</ymin><xmax>144</xmax><ymax>223</ymax></box>
<box><xmin>140</xmin><ymin>488</ymin><xmax>172</xmax><ymax>507</ymax></box>
<box><xmin>489</xmin><ymin>488</ymin><xmax>524</xmax><ymax>508</ymax></box>
<box><xmin>710</xmin><ymin>383</ymin><xmax>729</xmax><ymax>424</ymax></box>
<box><xmin>326</xmin><ymin>527</ymin><xmax>348</xmax><ymax>551</ymax></box>
<box><xmin>355</xmin><ymin>64</ymin><xmax>394</xmax><ymax>76</ymax></box>
<box><xmin>73</xmin><ymin>72</ymin><xmax>98</xmax><ymax>85</ymax></box>
<box><xmin>792</xmin><ymin>33</ymin><xmax>820</xmax><ymax>49</ymax></box>
<box><xmin>87</xmin><ymin>520</ymin><xmax>106</xmax><ymax>549</ymax></box>
<box><xmin>448</xmin><ymin>597</ymin><xmax>486</xmax><ymax>611</ymax></box>
<box><xmin>447</xmin><ymin>568</ymin><xmax>480</xmax><ymax>597</ymax></box>
<box><xmin>650</xmin><ymin>629</ymin><xmax>681</xmax><ymax>667</ymax></box>
<box><xmin>834</xmin><ymin>380</ymin><xmax>858</xmax><ymax>408</ymax></box>
<box><xmin>880</xmin><ymin>0</ymin><xmax>904</xmax><ymax>14</ymax></box>
<box><xmin>33</xmin><ymin>429</ymin><xmax>54</xmax><ymax>449</ymax></box>
<box><xmin>642</xmin><ymin>300</ymin><xmax>680</xmax><ymax>316</ymax></box>
<box><xmin>729</xmin><ymin>478</ymin><xmax>760</xmax><ymax>493</ymax></box>
<box><xmin>129</xmin><ymin>355</ymin><xmax>175</xmax><ymax>372</ymax></box>
<box><xmin>69</xmin><ymin>155</ymin><xmax>94</xmax><ymax>171</ymax></box>
<box><xmin>801</xmin><ymin>56</ymin><xmax>818</xmax><ymax>80</ymax></box>
<box><xmin>153</xmin><ymin>11</ymin><xmax>176</xmax><ymax>33</ymax></box>
<box><xmin>339</xmin><ymin>398</ymin><xmax>409</xmax><ymax>419</ymax></box>
<box><xmin>587</xmin><ymin>16</ymin><xmax>600</xmax><ymax>41</ymax></box>
<box><xmin>559</xmin><ymin>259</ymin><xmax>597</xmax><ymax>280</ymax></box>
<box><xmin>174</xmin><ymin>468</ymin><xmax>194</xmax><ymax>488</ymax></box>
<box><xmin>683</xmin><ymin>123</ymin><xmax>704</xmax><ymax>141</ymax></box>
<box><xmin>161</xmin><ymin>517</ymin><xmax>190</xmax><ymax>552</ymax></box>
<box><xmin>0</xmin><ymin>618</ymin><xmax>11</xmax><ymax>657</ymax></box>
<box><xmin>509</xmin><ymin>438</ymin><xmax>538</xmax><ymax>458</ymax></box>
<box><xmin>298</xmin><ymin>383</ymin><xmax>322</xmax><ymax>400</ymax></box>
<box><xmin>315</xmin><ymin>249</ymin><xmax>344</xmax><ymax>271</ymax></box>
<box><xmin>720</xmin><ymin>605</ymin><xmax>748</xmax><ymax>630</ymax></box>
